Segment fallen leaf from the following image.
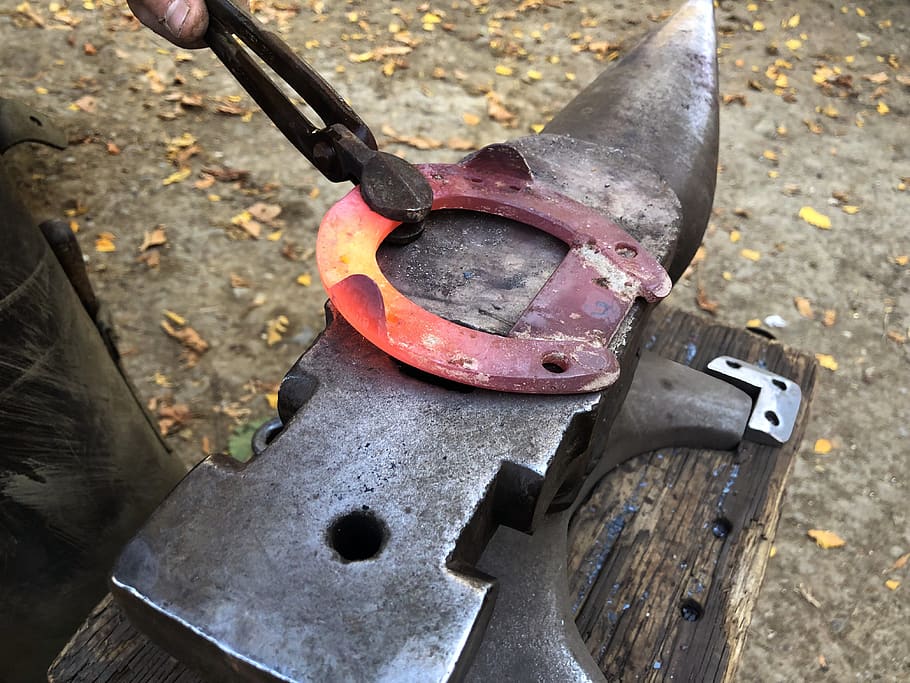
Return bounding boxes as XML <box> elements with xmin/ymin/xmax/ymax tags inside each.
<box><xmin>162</xmin><ymin>168</ymin><xmax>192</xmax><ymax>186</ymax></box>
<box><xmin>895</xmin><ymin>255</ymin><xmax>909</xmax><ymax>266</ymax></box>
<box><xmin>231</xmin><ymin>210</ymin><xmax>262</xmax><ymax>239</ymax></box>
<box><xmin>247</xmin><ymin>202</ymin><xmax>282</xmax><ymax>225</ymax></box>
<box><xmin>95</xmin><ymin>233</ymin><xmax>116</xmax><ymax>252</ymax></box>
<box><xmin>161</xmin><ymin>320</ymin><xmax>209</xmax><ymax>366</ymax></box>
<box><xmin>886</xmin><ymin>330</ymin><xmax>907</xmax><ymax>344</ymax></box>
<box><xmin>296</xmin><ymin>273</ymin><xmax>312</xmax><ymax>287</ymax></box>
<box><xmin>822</xmin><ymin>309</ymin><xmax>837</xmax><ymax>326</ymax></box>
<box><xmin>817</xmin><ymin>654</ymin><xmax>828</xmax><ymax>671</ymax></box>
<box><xmin>815</xmin><ymin>353</ymin><xmax>839</xmax><ymax>371</ymax></box>
<box><xmin>156</xmin><ymin>402</ymin><xmax>191</xmax><ymax>436</ymax></box>
<box><xmin>139</xmin><ymin>226</ymin><xmax>167</xmax><ymax>252</ymax></box>
<box><xmin>380</xmin><ymin>124</ymin><xmax>442</xmax><ymax>150</ymax></box>
<box><xmin>814</xmin><ymin>438</ymin><xmax>833</xmax><ymax>454</ymax></box>
<box><xmin>807</xmin><ymin>529</ymin><xmax>845</xmax><ymax>549</ymax></box>
<box><xmin>230</xmin><ymin>273</ymin><xmax>252</xmax><ymax>288</ymax></box>
<box><xmin>72</xmin><ymin>95</ymin><xmax>97</xmax><ymax>113</ymax></box>
<box><xmin>695</xmin><ymin>284</ymin><xmax>719</xmax><ymax>314</ymax></box>
<box><xmin>265</xmin><ymin>392</ymin><xmax>279</xmax><ymax>410</ymax></box>
<box><xmin>163</xmin><ymin>309</ymin><xmax>186</xmax><ymax>326</ymax></box>
<box><xmin>877</xmin><ymin>101</ymin><xmax>890</xmax><ymax>115</ymax></box>
<box><xmin>885</xmin><ymin>552</ymin><xmax>910</xmax><ymax>573</ymax></box>
<box><xmin>486</xmin><ymin>91</ymin><xmax>517</xmax><ymax>126</ymax></box>
<box><xmin>863</xmin><ymin>71</ymin><xmax>889</xmax><ymax>84</ymax></box>
<box><xmin>799</xmin><ymin>206</ymin><xmax>832</xmax><ymax>229</ymax></box>
<box><xmin>201</xmin><ymin>165</ymin><xmax>250</xmax><ymax>182</ymax></box>
<box><xmin>885</xmin><ymin>579</ymin><xmax>901</xmax><ymax>591</ymax></box>
<box><xmin>265</xmin><ymin>315</ymin><xmax>290</xmax><ymax>346</ymax></box>
<box><xmin>740</xmin><ymin>248</ymin><xmax>761</xmax><ymax>262</ymax></box>
<box><xmin>494</xmin><ymin>64</ymin><xmax>513</xmax><ymax>76</ymax></box>
<box><xmin>462</xmin><ymin>112</ymin><xmax>480</xmax><ymax>126</ymax></box>
<box><xmin>841</xmin><ymin>205</ymin><xmax>860</xmax><ymax>215</ymax></box>
<box><xmin>794</xmin><ymin>296</ymin><xmax>815</xmax><ymax>319</ymax></box>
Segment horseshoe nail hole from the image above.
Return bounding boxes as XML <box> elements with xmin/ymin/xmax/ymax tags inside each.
<box><xmin>508</xmin><ymin>184</ymin><xmax>522</xmax><ymax>191</ymax></box>
<box><xmin>469</xmin><ymin>176</ymin><xmax>483</xmax><ymax>183</ymax></box>
<box><xmin>725</xmin><ymin>359</ymin><xmax>742</xmax><ymax>369</ymax></box>
<box><xmin>615</xmin><ymin>243</ymin><xmax>637</xmax><ymax>258</ymax></box>
<box><xmin>764</xmin><ymin>410</ymin><xmax>780</xmax><ymax>426</ymax></box>
<box><xmin>328</xmin><ymin>510</ymin><xmax>388</xmax><ymax>562</ymax></box>
<box><xmin>541</xmin><ymin>353</ymin><xmax>569</xmax><ymax>374</ymax></box>
<box><xmin>680</xmin><ymin>599</ymin><xmax>703</xmax><ymax>622</ymax></box>
<box><xmin>29</xmin><ymin>116</ymin><xmax>43</xmax><ymax>127</ymax></box>
<box><xmin>772</xmin><ymin>379</ymin><xmax>787</xmax><ymax>391</ymax></box>
<box><xmin>711</xmin><ymin>516</ymin><xmax>732</xmax><ymax>539</ymax></box>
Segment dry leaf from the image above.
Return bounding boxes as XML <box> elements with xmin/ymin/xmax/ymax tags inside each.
<box><xmin>162</xmin><ymin>168</ymin><xmax>191</xmax><ymax>186</ymax></box>
<box><xmin>486</xmin><ymin>91</ymin><xmax>517</xmax><ymax>126</ymax></box>
<box><xmin>695</xmin><ymin>285</ymin><xmax>719</xmax><ymax>314</ymax></box>
<box><xmin>161</xmin><ymin>320</ymin><xmax>209</xmax><ymax>365</ymax></box>
<box><xmin>265</xmin><ymin>393</ymin><xmax>279</xmax><ymax>410</ymax></box>
<box><xmin>162</xmin><ymin>309</ymin><xmax>186</xmax><ymax>326</ymax></box>
<box><xmin>740</xmin><ymin>248</ymin><xmax>761</xmax><ymax>262</ymax></box>
<box><xmin>462</xmin><ymin>112</ymin><xmax>481</xmax><ymax>126</ymax></box>
<box><xmin>381</xmin><ymin>124</ymin><xmax>442</xmax><ymax>150</ymax></box>
<box><xmin>815</xmin><ymin>353</ymin><xmax>839</xmax><ymax>371</ymax></box>
<box><xmin>807</xmin><ymin>529</ymin><xmax>846</xmax><ymax>549</ymax></box>
<box><xmin>156</xmin><ymin>402</ymin><xmax>191</xmax><ymax>436</ymax></box>
<box><xmin>139</xmin><ymin>227</ymin><xmax>167</xmax><ymax>252</ymax></box>
<box><xmin>231</xmin><ymin>210</ymin><xmax>262</xmax><ymax>239</ymax></box>
<box><xmin>106</xmin><ymin>141</ymin><xmax>121</xmax><ymax>155</ymax></box>
<box><xmin>247</xmin><ymin>202</ymin><xmax>282</xmax><ymax>225</ymax></box>
<box><xmin>885</xmin><ymin>579</ymin><xmax>901</xmax><ymax>591</ymax></box>
<box><xmin>822</xmin><ymin>309</ymin><xmax>837</xmax><ymax>327</ymax></box>
<box><xmin>799</xmin><ymin>206</ymin><xmax>832</xmax><ymax>229</ymax></box>
<box><xmin>73</xmin><ymin>95</ymin><xmax>97</xmax><ymax>113</ymax></box>
<box><xmin>797</xmin><ymin>583</ymin><xmax>822</xmax><ymax>608</ymax></box>
<box><xmin>296</xmin><ymin>273</ymin><xmax>312</xmax><ymax>287</ymax></box>
<box><xmin>863</xmin><ymin>71</ymin><xmax>889</xmax><ymax>84</ymax></box>
<box><xmin>201</xmin><ymin>165</ymin><xmax>250</xmax><ymax>182</ymax></box>
<box><xmin>885</xmin><ymin>552</ymin><xmax>910</xmax><ymax>573</ymax></box>
<box><xmin>814</xmin><ymin>438</ymin><xmax>833</xmax><ymax>454</ymax></box>
<box><xmin>886</xmin><ymin>330</ymin><xmax>907</xmax><ymax>344</ymax></box>
<box><xmin>794</xmin><ymin>296</ymin><xmax>814</xmax><ymax>319</ymax></box>
<box><xmin>266</xmin><ymin>315</ymin><xmax>290</xmax><ymax>346</ymax></box>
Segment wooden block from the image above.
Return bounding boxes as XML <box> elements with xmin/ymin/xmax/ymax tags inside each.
<box><xmin>49</xmin><ymin>308</ymin><xmax>816</xmax><ymax>682</ymax></box>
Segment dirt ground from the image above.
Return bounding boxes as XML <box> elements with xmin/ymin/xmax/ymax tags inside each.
<box><xmin>2</xmin><ymin>0</ymin><xmax>908</xmax><ymax>680</ymax></box>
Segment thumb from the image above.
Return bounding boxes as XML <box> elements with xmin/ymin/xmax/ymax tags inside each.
<box><xmin>128</xmin><ymin>0</ymin><xmax>209</xmax><ymax>49</ymax></box>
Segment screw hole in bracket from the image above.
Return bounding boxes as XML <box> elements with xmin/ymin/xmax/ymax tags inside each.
<box><xmin>764</xmin><ymin>410</ymin><xmax>780</xmax><ymax>426</ymax></box>
<box><xmin>327</xmin><ymin>510</ymin><xmax>389</xmax><ymax>562</ymax></box>
<box><xmin>772</xmin><ymin>379</ymin><xmax>787</xmax><ymax>391</ymax></box>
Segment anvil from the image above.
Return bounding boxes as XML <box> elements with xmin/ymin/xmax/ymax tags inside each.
<box><xmin>109</xmin><ymin>2</ymin><xmax>755</xmax><ymax>680</ymax></box>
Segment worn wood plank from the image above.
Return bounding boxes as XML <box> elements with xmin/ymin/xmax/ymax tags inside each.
<box><xmin>49</xmin><ymin>309</ymin><xmax>816</xmax><ymax>682</ymax></box>
<box><xmin>567</xmin><ymin>307</ymin><xmax>816</xmax><ymax>681</ymax></box>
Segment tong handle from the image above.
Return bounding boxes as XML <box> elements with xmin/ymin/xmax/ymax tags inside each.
<box><xmin>204</xmin><ymin>0</ymin><xmax>375</xmax><ymax>181</ymax></box>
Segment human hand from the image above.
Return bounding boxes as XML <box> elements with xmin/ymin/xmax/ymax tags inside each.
<box><xmin>128</xmin><ymin>0</ymin><xmax>209</xmax><ymax>49</ymax></box>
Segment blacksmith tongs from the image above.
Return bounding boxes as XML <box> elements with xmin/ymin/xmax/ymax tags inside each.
<box><xmin>203</xmin><ymin>0</ymin><xmax>433</xmax><ymax>223</ymax></box>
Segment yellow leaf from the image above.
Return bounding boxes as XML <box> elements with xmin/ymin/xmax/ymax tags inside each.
<box><xmin>495</xmin><ymin>65</ymin><xmax>514</xmax><ymax>76</ymax></box>
<box><xmin>526</xmin><ymin>69</ymin><xmax>542</xmax><ymax>81</ymax></box>
<box><xmin>565</xmin><ymin>72</ymin><xmax>576</xmax><ymax>81</ymax></box>
<box><xmin>895</xmin><ymin>255</ymin><xmax>909</xmax><ymax>266</ymax></box>
<box><xmin>763</xmin><ymin>149</ymin><xmax>778</xmax><ymax>161</ymax></box>
<box><xmin>775</xmin><ymin>74</ymin><xmax>789</xmax><ymax>88</ymax></box>
<box><xmin>95</xmin><ymin>236</ymin><xmax>116</xmax><ymax>253</ymax></box>
<box><xmin>530</xmin><ymin>123</ymin><xmax>545</xmax><ymax>134</ymax></box>
<box><xmin>421</xmin><ymin>12</ymin><xmax>441</xmax><ymax>24</ymax></box>
<box><xmin>207</xmin><ymin>194</ymin><xmax>221</xmax><ymax>202</ymax></box>
<box><xmin>785</xmin><ymin>39</ymin><xmax>802</xmax><ymax>51</ymax></box>
<box><xmin>813</xmin><ymin>66</ymin><xmax>834</xmax><ymax>84</ymax></box>
<box><xmin>296</xmin><ymin>273</ymin><xmax>313</xmax><ymax>287</ymax></box>
<box><xmin>799</xmin><ymin>206</ymin><xmax>832</xmax><ymax>229</ymax></box>
<box><xmin>462</xmin><ymin>112</ymin><xmax>480</xmax><ymax>126</ymax></box>
<box><xmin>162</xmin><ymin>168</ymin><xmax>191</xmax><ymax>186</ymax></box>
<box><xmin>69</xmin><ymin>220</ymin><xmax>79</xmax><ymax>233</ymax></box>
<box><xmin>35</xmin><ymin>86</ymin><xmax>48</xmax><ymax>95</ymax></box>
<box><xmin>808</xmin><ymin>529</ymin><xmax>846</xmax><ymax>549</ymax></box>
<box><xmin>753</xmin><ymin>20</ymin><xmax>766</xmax><ymax>31</ymax></box>
<box><xmin>265</xmin><ymin>393</ymin><xmax>279</xmax><ymax>410</ymax></box>
<box><xmin>877</xmin><ymin>101</ymin><xmax>890</xmax><ymax>115</ymax></box>
<box><xmin>730</xmin><ymin>230</ymin><xmax>741</xmax><ymax>243</ymax></box>
<box><xmin>722</xmin><ymin>271</ymin><xmax>733</xmax><ymax>281</ymax></box>
<box><xmin>815</xmin><ymin>353</ymin><xmax>839</xmax><ymax>371</ymax></box>
<box><xmin>841</xmin><ymin>205</ymin><xmax>860</xmax><ymax>214</ymax></box>
<box><xmin>885</xmin><ymin>579</ymin><xmax>900</xmax><ymax>591</ymax></box>
<box><xmin>163</xmin><ymin>309</ymin><xmax>186</xmax><ymax>326</ymax></box>
<box><xmin>820</xmin><ymin>104</ymin><xmax>839</xmax><ymax>119</ymax></box>
<box><xmin>769</xmin><ymin>545</ymin><xmax>778</xmax><ymax>558</ymax></box>
<box><xmin>740</xmin><ymin>248</ymin><xmax>761</xmax><ymax>262</ymax></box>
<box><xmin>746</xmin><ymin>318</ymin><xmax>762</xmax><ymax>328</ymax></box>
<box><xmin>856</xmin><ymin>7</ymin><xmax>866</xmax><ymax>17</ymax></box>
<box><xmin>787</xmin><ymin>13</ymin><xmax>800</xmax><ymax>28</ymax></box>
<box><xmin>266</xmin><ymin>315</ymin><xmax>289</xmax><ymax>347</ymax></box>
<box><xmin>814</xmin><ymin>438</ymin><xmax>833</xmax><ymax>454</ymax></box>
<box><xmin>267</xmin><ymin>230</ymin><xmax>283</xmax><ymax>242</ymax></box>
<box><xmin>794</xmin><ymin>296</ymin><xmax>814</xmax><ymax>319</ymax></box>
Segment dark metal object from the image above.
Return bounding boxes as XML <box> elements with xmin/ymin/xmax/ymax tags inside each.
<box><xmin>204</xmin><ymin>0</ymin><xmax>432</xmax><ymax>222</ymax></box>
<box><xmin>706</xmin><ymin>356</ymin><xmax>803</xmax><ymax>446</ymax></box>
<box><xmin>38</xmin><ymin>218</ymin><xmax>99</xmax><ymax>319</ymax></box>
<box><xmin>0</xmin><ymin>129</ymin><xmax>186</xmax><ymax>681</ymax></box>
<box><xmin>318</xmin><ymin>147</ymin><xmax>671</xmax><ymax>393</ymax></box>
<box><xmin>468</xmin><ymin>353</ymin><xmax>753</xmax><ymax>682</ymax></box>
<box><xmin>0</xmin><ymin>98</ymin><xmax>67</xmax><ymax>153</ymax></box>
<box><xmin>111</xmin><ymin>2</ymin><xmax>719</xmax><ymax>680</ymax></box>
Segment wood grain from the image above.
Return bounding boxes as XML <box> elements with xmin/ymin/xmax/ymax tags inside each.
<box><xmin>49</xmin><ymin>308</ymin><xmax>816</xmax><ymax>682</ymax></box>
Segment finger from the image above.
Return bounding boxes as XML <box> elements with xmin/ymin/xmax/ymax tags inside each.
<box><xmin>128</xmin><ymin>0</ymin><xmax>209</xmax><ymax>49</ymax></box>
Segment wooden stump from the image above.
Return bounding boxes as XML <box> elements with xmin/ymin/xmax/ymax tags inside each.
<box><xmin>49</xmin><ymin>308</ymin><xmax>817</xmax><ymax>682</ymax></box>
